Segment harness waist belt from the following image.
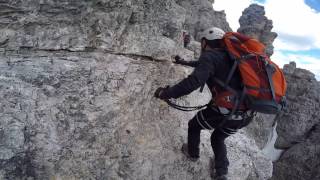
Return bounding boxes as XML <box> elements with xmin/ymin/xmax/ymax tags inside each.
<box><xmin>214</xmin><ymin>106</ymin><xmax>249</xmax><ymax>121</ymax></box>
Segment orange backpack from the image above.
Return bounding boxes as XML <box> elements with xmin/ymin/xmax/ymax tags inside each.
<box><xmin>213</xmin><ymin>32</ymin><xmax>287</xmax><ymax>114</ymax></box>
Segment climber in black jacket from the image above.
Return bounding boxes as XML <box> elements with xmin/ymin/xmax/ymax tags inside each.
<box><xmin>154</xmin><ymin>27</ymin><xmax>254</xmax><ymax>180</ymax></box>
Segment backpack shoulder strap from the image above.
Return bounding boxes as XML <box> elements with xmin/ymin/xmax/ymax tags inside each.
<box><xmin>265</xmin><ymin>63</ymin><xmax>276</xmax><ymax>100</ymax></box>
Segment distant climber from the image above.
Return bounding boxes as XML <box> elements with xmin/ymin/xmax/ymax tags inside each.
<box><xmin>183</xmin><ymin>31</ymin><xmax>191</xmax><ymax>48</ymax></box>
<box><xmin>154</xmin><ymin>27</ymin><xmax>286</xmax><ymax>180</ymax></box>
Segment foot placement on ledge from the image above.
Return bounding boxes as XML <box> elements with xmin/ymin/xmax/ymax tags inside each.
<box><xmin>214</xmin><ymin>174</ymin><xmax>227</xmax><ymax>180</ymax></box>
<box><xmin>181</xmin><ymin>143</ymin><xmax>199</xmax><ymax>162</ymax></box>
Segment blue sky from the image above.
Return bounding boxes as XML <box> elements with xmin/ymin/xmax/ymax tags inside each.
<box><xmin>213</xmin><ymin>0</ymin><xmax>320</xmax><ymax>80</ymax></box>
<box><xmin>305</xmin><ymin>0</ymin><xmax>320</xmax><ymax>11</ymax></box>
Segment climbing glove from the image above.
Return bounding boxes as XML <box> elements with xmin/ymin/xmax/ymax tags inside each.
<box><xmin>173</xmin><ymin>55</ymin><xmax>185</xmax><ymax>65</ymax></box>
<box><xmin>154</xmin><ymin>86</ymin><xmax>171</xmax><ymax>100</ymax></box>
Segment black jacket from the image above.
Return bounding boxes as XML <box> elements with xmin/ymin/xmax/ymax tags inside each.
<box><xmin>167</xmin><ymin>49</ymin><xmax>241</xmax><ymax>99</ymax></box>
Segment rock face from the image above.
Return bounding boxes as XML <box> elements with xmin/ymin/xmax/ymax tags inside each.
<box><xmin>244</xmin><ymin>114</ymin><xmax>276</xmax><ymax>150</ymax></box>
<box><xmin>271</xmin><ymin>62</ymin><xmax>320</xmax><ymax>180</ymax></box>
<box><xmin>272</xmin><ymin>124</ymin><xmax>320</xmax><ymax>180</ymax></box>
<box><xmin>0</xmin><ymin>1</ymin><xmax>274</xmax><ymax>180</ymax></box>
<box><xmin>237</xmin><ymin>4</ymin><xmax>277</xmax><ymax>56</ymax></box>
<box><xmin>176</xmin><ymin>0</ymin><xmax>232</xmax><ymax>41</ymax></box>
<box><xmin>276</xmin><ymin>62</ymin><xmax>320</xmax><ymax>148</ymax></box>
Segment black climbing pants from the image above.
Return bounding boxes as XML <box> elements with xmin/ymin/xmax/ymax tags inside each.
<box><xmin>187</xmin><ymin>106</ymin><xmax>252</xmax><ymax>176</ymax></box>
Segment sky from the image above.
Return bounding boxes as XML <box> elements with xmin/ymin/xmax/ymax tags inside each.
<box><xmin>213</xmin><ymin>0</ymin><xmax>320</xmax><ymax>80</ymax></box>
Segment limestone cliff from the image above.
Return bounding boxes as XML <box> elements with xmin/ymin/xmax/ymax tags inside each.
<box><xmin>0</xmin><ymin>1</ymin><xmax>272</xmax><ymax>180</ymax></box>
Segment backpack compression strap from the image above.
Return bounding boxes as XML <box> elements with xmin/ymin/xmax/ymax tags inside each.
<box><xmin>265</xmin><ymin>63</ymin><xmax>276</xmax><ymax>101</ymax></box>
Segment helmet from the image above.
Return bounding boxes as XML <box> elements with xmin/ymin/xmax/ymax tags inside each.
<box><xmin>199</xmin><ymin>27</ymin><xmax>225</xmax><ymax>41</ymax></box>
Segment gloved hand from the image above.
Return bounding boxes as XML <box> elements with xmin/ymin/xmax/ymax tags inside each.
<box><xmin>154</xmin><ymin>86</ymin><xmax>171</xmax><ymax>100</ymax></box>
<box><xmin>174</xmin><ymin>55</ymin><xmax>185</xmax><ymax>64</ymax></box>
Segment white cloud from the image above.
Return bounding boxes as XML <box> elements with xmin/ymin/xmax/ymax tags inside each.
<box><xmin>213</xmin><ymin>0</ymin><xmax>254</xmax><ymax>31</ymax></box>
<box><xmin>214</xmin><ymin>0</ymin><xmax>320</xmax><ymax>51</ymax></box>
<box><xmin>263</xmin><ymin>0</ymin><xmax>320</xmax><ymax>51</ymax></box>
<box><xmin>272</xmin><ymin>50</ymin><xmax>320</xmax><ymax>80</ymax></box>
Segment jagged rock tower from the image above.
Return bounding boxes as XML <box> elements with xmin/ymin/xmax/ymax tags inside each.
<box><xmin>238</xmin><ymin>4</ymin><xmax>277</xmax><ymax>56</ymax></box>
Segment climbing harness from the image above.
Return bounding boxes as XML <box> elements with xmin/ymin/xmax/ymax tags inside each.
<box><xmin>165</xmin><ymin>99</ymin><xmax>208</xmax><ymax>112</ymax></box>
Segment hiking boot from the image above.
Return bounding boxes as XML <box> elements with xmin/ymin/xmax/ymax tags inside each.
<box><xmin>181</xmin><ymin>143</ymin><xmax>199</xmax><ymax>162</ymax></box>
<box><xmin>214</xmin><ymin>174</ymin><xmax>227</xmax><ymax>180</ymax></box>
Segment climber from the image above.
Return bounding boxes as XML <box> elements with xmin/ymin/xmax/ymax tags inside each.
<box><xmin>154</xmin><ymin>27</ymin><xmax>255</xmax><ymax>180</ymax></box>
<box><xmin>183</xmin><ymin>31</ymin><xmax>191</xmax><ymax>48</ymax></box>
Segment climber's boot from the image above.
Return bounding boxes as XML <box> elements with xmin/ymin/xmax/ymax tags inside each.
<box><xmin>209</xmin><ymin>160</ymin><xmax>228</xmax><ymax>180</ymax></box>
<box><xmin>214</xmin><ymin>174</ymin><xmax>227</xmax><ymax>180</ymax></box>
<box><xmin>181</xmin><ymin>143</ymin><xmax>199</xmax><ymax>162</ymax></box>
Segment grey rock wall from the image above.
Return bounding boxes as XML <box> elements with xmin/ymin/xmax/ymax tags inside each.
<box><xmin>0</xmin><ymin>51</ymin><xmax>272</xmax><ymax>180</ymax></box>
<box><xmin>176</xmin><ymin>0</ymin><xmax>231</xmax><ymax>41</ymax></box>
<box><xmin>272</xmin><ymin>124</ymin><xmax>320</xmax><ymax>180</ymax></box>
<box><xmin>0</xmin><ymin>1</ymin><xmax>274</xmax><ymax>180</ymax></box>
<box><xmin>276</xmin><ymin>62</ymin><xmax>320</xmax><ymax>148</ymax></box>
